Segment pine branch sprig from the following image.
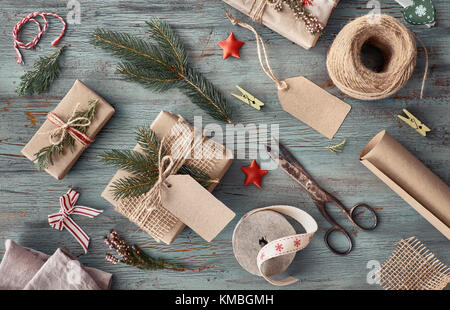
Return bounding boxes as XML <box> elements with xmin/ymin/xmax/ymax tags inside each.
<box><xmin>90</xmin><ymin>19</ymin><xmax>232</xmax><ymax>123</ymax></box>
<box><xmin>99</xmin><ymin>125</ymin><xmax>216</xmax><ymax>199</ymax></box>
<box><xmin>16</xmin><ymin>45</ymin><xmax>65</xmax><ymax>96</ymax></box>
<box><xmin>105</xmin><ymin>230</ymin><xmax>187</xmax><ymax>271</ymax></box>
<box><xmin>325</xmin><ymin>138</ymin><xmax>347</xmax><ymax>154</ymax></box>
<box><xmin>34</xmin><ymin>99</ymin><xmax>99</xmax><ymax>170</ymax></box>
<box><xmin>105</xmin><ymin>230</ymin><xmax>214</xmax><ymax>272</ymax></box>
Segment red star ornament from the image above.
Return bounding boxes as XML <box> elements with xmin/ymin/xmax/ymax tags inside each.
<box><xmin>218</xmin><ymin>32</ymin><xmax>245</xmax><ymax>59</ymax></box>
<box><xmin>241</xmin><ymin>160</ymin><xmax>268</xmax><ymax>188</ymax></box>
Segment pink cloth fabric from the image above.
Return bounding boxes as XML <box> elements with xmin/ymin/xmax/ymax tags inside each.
<box><xmin>0</xmin><ymin>240</ymin><xmax>112</xmax><ymax>290</ymax></box>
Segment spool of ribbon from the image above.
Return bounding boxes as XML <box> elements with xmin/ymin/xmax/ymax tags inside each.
<box><xmin>12</xmin><ymin>12</ymin><xmax>66</xmax><ymax>64</ymax></box>
<box><xmin>48</xmin><ymin>189</ymin><xmax>103</xmax><ymax>253</ymax></box>
<box><xmin>42</xmin><ymin>103</ymin><xmax>93</xmax><ymax>147</ymax></box>
<box><xmin>233</xmin><ymin>205</ymin><xmax>318</xmax><ymax>286</ymax></box>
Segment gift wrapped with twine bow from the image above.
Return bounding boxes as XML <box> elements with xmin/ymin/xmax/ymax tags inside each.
<box><xmin>21</xmin><ymin>80</ymin><xmax>115</xmax><ymax>180</ymax></box>
<box><xmin>222</xmin><ymin>0</ymin><xmax>339</xmax><ymax>49</ymax></box>
<box><xmin>101</xmin><ymin>111</ymin><xmax>234</xmax><ymax>244</ymax></box>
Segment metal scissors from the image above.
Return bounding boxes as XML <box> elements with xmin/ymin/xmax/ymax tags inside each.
<box><xmin>266</xmin><ymin>141</ymin><xmax>378</xmax><ymax>255</ymax></box>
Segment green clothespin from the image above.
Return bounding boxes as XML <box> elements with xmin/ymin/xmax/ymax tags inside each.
<box><xmin>232</xmin><ymin>85</ymin><xmax>264</xmax><ymax>111</ymax></box>
<box><xmin>398</xmin><ymin>109</ymin><xmax>431</xmax><ymax>137</ymax></box>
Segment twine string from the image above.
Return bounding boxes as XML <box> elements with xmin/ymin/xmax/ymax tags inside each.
<box><xmin>226</xmin><ymin>11</ymin><xmax>288</xmax><ymax>91</ymax></box>
<box><xmin>39</xmin><ymin>103</ymin><xmax>92</xmax><ymax>146</ymax></box>
<box><xmin>249</xmin><ymin>0</ymin><xmax>282</xmax><ymax>23</ymax></box>
<box><xmin>13</xmin><ymin>12</ymin><xmax>66</xmax><ymax>64</ymax></box>
<box><xmin>326</xmin><ymin>14</ymin><xmax>428</xmax><ymax>100</ymax></box>
<box><xmin>414</xmin><ymin>35</ymin><xmax>428</xmax><ymax>99</ymax></box>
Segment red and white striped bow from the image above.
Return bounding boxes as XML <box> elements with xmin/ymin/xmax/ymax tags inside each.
<box><xmin>48</xmin><ymin>189</ymin><xmax>103</xmax><ymax>253</ymax></box>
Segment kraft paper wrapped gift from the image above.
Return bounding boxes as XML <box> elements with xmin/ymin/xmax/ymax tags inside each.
<box><xmin>222</xmin><ymin>0</ymin><xmax>339</xmax><ymax>49</ymax></box>
<box><xmin>360</xmin><ymin>131</ymin><xmax>450</xmax><ymax>239</ymax></box>
<box><xmin>21</xmin><ymin>80</ymin><xmax>115</xmax><ymax>180</ymax></box>
<box><xmin>101</xmin><ymin>111</ymin><xmax>234</xmax><ymax>244</ymax></box>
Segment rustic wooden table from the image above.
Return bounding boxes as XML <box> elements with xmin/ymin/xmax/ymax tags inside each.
<box><xmin>0</xmin><ymin>0</ymin><xmax>448</xmax><ymax>290</ymax></box>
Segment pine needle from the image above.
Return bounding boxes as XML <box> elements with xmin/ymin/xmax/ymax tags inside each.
<box><xmin>16</xmin><ymin>45</ymin><xmax>65</xmax><ymax>96</ymax></box>
<box><xmin>90</xmin><ymin>19</ymin><xmax>232</xmax><ymax>123</ymax></box>
<box><xmin>325</xmin><ymin>138</ymin><xmax>347</xmax><ymax>154</ymax></box>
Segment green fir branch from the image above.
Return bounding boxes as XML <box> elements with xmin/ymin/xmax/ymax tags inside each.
<box><xmin>100</xmin><ymin>126</ymin><xmax>216</xmax><ymax>199</ymax></box>
<box><xmin>135</xmin><ymin>125</ymin><xmax>163</xmax><ymax>160</ymax></box>
<box><xmin>99</xmin><ymin>149</ymin><xmax>158</xmax><ymax>177</ymax></box>
<box><xmin>34</xmin><ymin>99</ymin><xmax>98</xmax><ymax>170</ymax></box>
<box><xmin>325</xmin><ymin>138</ymin><xmax>347</xmax><ymax>154</ymax></box>
<box><xmin>90</xmin><ymin>19</ymin><xmax>232</xmax><ymax>123</ymax></box>
<box><xmin>16</xmin><ymin>45</ymin><xmax>65</xmax><ymax>96</ymax></box>
<box><xmin>105</xmin><ymin>230</ymin><xmax>189</xmax><ymax>271</ymax></box>
<box><xmin>110</xmin><ymin>175</ymin><xmax>158</xmax><ymax>200</ymax></box>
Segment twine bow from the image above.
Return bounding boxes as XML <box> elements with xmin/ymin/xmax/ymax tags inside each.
<box><xmin>135</xmin><ymin>135</ymin><xmax>182</xmax><ymax>220</ymax></box>
<box><xmin>48</xmin><ymin>189</ymin><xmax>103</xmax><ymax>253</ymax></box>
<box><xmin>44</xmin><ymin>103</ymin><xmax>93</xmax><ymax>146</ymax></box>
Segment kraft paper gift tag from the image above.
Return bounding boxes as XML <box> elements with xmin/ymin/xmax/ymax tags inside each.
<box><xmin>360</xmin><ymin>130</ymin><xmax>450</xmax><ymax>239</ymax></box>
<box><xmin>278</xmin><ymin>76</ymin><xmax>351</xmax><ymax>139</ymax></box>
<box><xmin>161</xmin><ymin>175</ymin><xmax>235</xmax><ymax>242</ymax></box>
<box><xmin>227</xmin><ymin>13</ymin><xmax>350</xmax><ymax>139</ymax></box>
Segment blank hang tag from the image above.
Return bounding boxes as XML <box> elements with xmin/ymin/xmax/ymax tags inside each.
<box><xmin>278</xmin><ymin>76</ymin><xmax>351</xmax><ymax>139</ymax></box>
<box><xmin>161</xmin><ymin>175</ymin><xmax>235</xmax><ymax>242</ymax></box>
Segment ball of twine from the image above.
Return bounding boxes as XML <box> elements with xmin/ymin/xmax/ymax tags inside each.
<box><xmin>326</xmin><ymin>15</ymin><xmax>418</xmax><ymax>101</ymax></box>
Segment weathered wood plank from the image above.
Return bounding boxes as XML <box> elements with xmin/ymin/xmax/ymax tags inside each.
<box><xmin>0</xmin><ymin>0</ymin><xmax>448</xmax><ymax>290</ymax></box>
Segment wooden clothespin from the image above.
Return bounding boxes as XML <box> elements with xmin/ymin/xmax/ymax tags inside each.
<box><xmin>232</xmin><ymin>85</ymin><xmax>264</xmax><ymax>111</ymax></box>
<box><xmin>397</xmin><ymin>109</ymin><xmax>431</xmax><ymax>137</ymax></box>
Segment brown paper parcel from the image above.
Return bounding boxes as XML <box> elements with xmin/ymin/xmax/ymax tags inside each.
<box><xmin>21</xmin><ymin>80</ymin><xmax>115</xmax><ymax>180</ymax></box>
<box><xmin>360</xmin><ymin>130</ymin><xmax>450</xmax><ymax>239</ymax></box>
<box><xmin>222</xmin><ymin>0</ymin><xmax>339</xmax><ymax>49</ymax></box>
<box><xmin>101</xmin><ymin>111</ymin><xmax>234</xmax><ymax>244</ymax></box>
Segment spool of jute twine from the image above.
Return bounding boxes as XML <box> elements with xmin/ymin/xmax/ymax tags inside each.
<box><xmin>326</xmin><ymin>14</ymin><xmax>428</xmax><ymax>100</ymax></box>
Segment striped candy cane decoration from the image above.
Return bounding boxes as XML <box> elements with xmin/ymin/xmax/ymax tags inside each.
<box><xmin>13</xmin><ymin>12</ymin><xmax>66</xmax><ymax>64</ymax></box>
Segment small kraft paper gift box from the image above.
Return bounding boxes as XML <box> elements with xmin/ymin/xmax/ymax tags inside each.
<box><xmin>222</xmin><ymin>0</ymin><xmax>340</xmax><ymax>49</ymax></box>
<box><xmin>21</xmin><ymin>80</ymin><xmax>115</xmax><ymax>180</ymax></box>
<box><xmin>102</xmin><ymin>111</ymin><xmax>235</xmax><ymax>245</ymax></box>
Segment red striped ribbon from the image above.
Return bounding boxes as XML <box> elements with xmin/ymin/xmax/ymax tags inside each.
<box><xmin>13</xmin><ymin>12</ymin><xmax>66</xmax><ymax>64</ymax></box>
<box><xmin>47</xmin><ymin>111</ymin><xmax>93</xmax><ymax>146</ymax></box>
<box><xmin>48</xmin><ymin>189</ymin><xmax>103</xmax><ymax>253</ymax></box>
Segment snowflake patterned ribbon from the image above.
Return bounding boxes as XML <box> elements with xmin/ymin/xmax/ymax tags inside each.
<box><xmin>48</xmin><ymin>189</ymin><xmax>103</xmax><ymax>253</ymax></box>
<box><xmin>245</xmin><ymin>205</ymin><xmax>318</xmax><ymax>286</ymax></box>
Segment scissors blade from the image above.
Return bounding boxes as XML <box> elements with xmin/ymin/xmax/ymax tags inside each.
<box><xmin>265</xmin><ymin>140</ymin><xmax>326</xmax><ymax>201</ymax></box>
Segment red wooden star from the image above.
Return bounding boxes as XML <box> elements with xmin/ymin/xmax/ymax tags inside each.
<box><xmin>218</xmin><ymin>32</ymin><xmax>245</xmax><ymax>59</ymax></box>
<box><xmin>241</xmin><ymin>160</ymin><xmax>268</xmax><ymax>188</ymax></box>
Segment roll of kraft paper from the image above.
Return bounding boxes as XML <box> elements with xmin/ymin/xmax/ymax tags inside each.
<box><xmin>360</xmin><ymin>131</ymin><xmax>450</xmax><ymax>239</ymax></box>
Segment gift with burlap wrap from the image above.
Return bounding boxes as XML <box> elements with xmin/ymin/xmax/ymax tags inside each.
<box><xmin>222</xmin><ymin>0</ymin><xmax>339</xmax><ymax>49</ymax></box>
<box><xmin>377</xmin><ymin>237</ymin><xmax>449</xmax><ymax>290</ymax></box>
<box><xmin>101</xmin><ymin>111</ymin><xmax>234</xmax><ymax>244</ymax></box>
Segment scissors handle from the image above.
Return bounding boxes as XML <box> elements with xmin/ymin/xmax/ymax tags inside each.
<box><xmin>349</xmin><ymin>203</ymin><xmax>378</xmax><ymax>231</ymax></box>
<box><xmin>324</xmin><ymin>226</ymin><xmax>353</xmax><ymax>255</ymax></box>
<box><xmin>316</xmin><ymin>199</ymin><xmax>378</xmax><ymax>255</ymax></box>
